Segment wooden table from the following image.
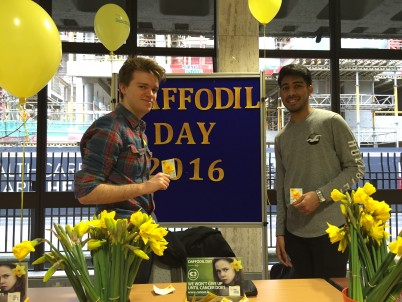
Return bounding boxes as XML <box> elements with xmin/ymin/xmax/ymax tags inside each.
<box><xmin>27</xmin><ymin>279</ymin><xmax>344</xmax><ymax>301</ymax></box>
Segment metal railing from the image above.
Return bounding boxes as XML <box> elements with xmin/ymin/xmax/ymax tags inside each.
<box><xmin>0</xmin><ymin>147</ymin><xmax>401</xmax><ymax>265</ymax></box>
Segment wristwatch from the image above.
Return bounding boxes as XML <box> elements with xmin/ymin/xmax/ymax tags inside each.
<box><xmin>316</xmin><ymin>189</ymin><xmax>326</xmax><ymax>203</ymax></box>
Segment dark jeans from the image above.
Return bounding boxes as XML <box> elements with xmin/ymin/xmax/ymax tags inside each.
<box><xmin>284</xmin><ymin>228</ymin><xmax>348</xmax><ymax>279</ymax></box>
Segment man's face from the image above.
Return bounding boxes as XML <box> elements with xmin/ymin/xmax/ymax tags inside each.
<box><xmin>279</xmin><ymin>75</ymin><xmax>313</xmax><ymax>114</ymax></box>
<box><xmin>119</xmin><ymin>70</ymin><xmax>159</xmax><ymax>119</ymax></box>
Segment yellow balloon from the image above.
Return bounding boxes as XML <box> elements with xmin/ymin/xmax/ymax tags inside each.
<box><xmin>0</xmin><ymin>0</ymin><xmax>62</xmax><ymax>99</ymax></box>
<box><xmin>248</xmin><ymin>0</ymin><xmax>282</xmax><ymax>25</ymax></box>
<box><xmin>94</xmin><ymin>4</ymin><xmax>130</xmax><ymax>53</ymax></box>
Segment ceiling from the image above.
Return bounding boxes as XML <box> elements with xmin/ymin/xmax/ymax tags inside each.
<box><xmin>265</xmin><ymin>0</ymin><xmax>402</xmax><ymax>39</ymax></box>
<box><xmin>52</xmin><ymin>0</ymin><xmax>402</xmax><ymax>39</ymax></box>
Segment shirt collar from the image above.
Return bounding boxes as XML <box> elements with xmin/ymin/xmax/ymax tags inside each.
<box><xmin>116</xmin><ymin>104</ymin><xmax>146</xmax><ymax>131</ymax></box>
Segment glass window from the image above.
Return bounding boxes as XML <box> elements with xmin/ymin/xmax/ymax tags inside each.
<box><xmin>338</xmin><ymin>0</ymin><xmax>402</xmax><ymax>49</ymax></box>
<box><xmin>264</xmin><ymin>58</ymin><xmax>402</xmax><ymax>147</ymax></box>
<box><xmin>259</xmin><ymin>0</ymin><xmax>330</xmax><ymax>51</ymax></box>
<box><xmin>138</xmin><ymin>0</ymin><xmax>215</xmax><ymax>49</ymax></box>
<box><xmin>53</xmin><ymin>0</ymin><xmax>101</xmax><ymax>43</ymax></box>
<box><xmin>53</xmin><ymin>0</ymin><xmax>215</xmax><ymax>49</ymax></box>
<box><xmin>0</xmin><ymin>89</ymin><xmax>37</xmax><ymax>193</ymax></box>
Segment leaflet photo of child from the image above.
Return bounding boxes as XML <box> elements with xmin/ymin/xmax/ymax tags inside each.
<box><xmin>0</xmin><ymin>263</ymin><xmax>27</xmax><ymax>302</ymax></box>
<box><xmin>212</xmin><ymin>257</ymin><xmax>244</xmax><ymax>296</ymax></box>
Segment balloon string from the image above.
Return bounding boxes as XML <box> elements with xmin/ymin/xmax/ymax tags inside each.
<box><xmin>263</xmin><ymin>24</ymin><xmax>266</xmax><ymax>60</ymax></box>
<box><xmin>18</xmin><ymin>103</ymin><xmax>30</xmax><ymax>240</ymax></box>
<box><xmin>110</xmin><ymin>53</ymin><xmax>116</xmax><ymax>110</ymax></box>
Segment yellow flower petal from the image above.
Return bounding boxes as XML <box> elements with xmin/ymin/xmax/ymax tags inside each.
<box><xmin>330</xmin><ymin>189</ymin><xmax>346</xmax><ymax>202</ymax></box>
<box><xmin>87</xmin><ymin>239</ymin><xmax>105</xmax><ymax>250</ymax></box>
<box><xmin>134</xmin><ymin>249</ymin><xmax>150</xmax><ymax>260</ymax></box>
<box><xmin>130</xmin><ymin>211</ymin><xmax>150</xmax><ymax>228</ymax></box>
<box><xmin>12</xmin><ymin>240</ymin><xmax>37</xmax><ymax>262</ymax></box>
<box><xmin>231</xmin><ymin>259</ymin><xmax>243</xmax><ymax>272</ymax></box>
<box><xmin>74</xmin><ymin>221</ymin><xmax>90</xmax><ymax>238</ymax></box>
<box><xmin>388</xmin><ymin>236</ymin><xmax>402</xmax><ymax>256</ymax></box>
<box><xmin>12</xmin><ymin>264</ymin><xmax>26</xmax><ymax>277</ymax></box>
<box><xmin>353</xmin><ymin>187</ymin><xmax>370</xmax><ymax>204</ymax></box>
<box><xmin>362</xmin><ymin>182</ymin><xmax>376</xmax><ymax>196</ymax></box>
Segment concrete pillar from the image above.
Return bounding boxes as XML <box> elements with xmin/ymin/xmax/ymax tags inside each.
<box><xmin>216</xmin><ymin>0</ymin><xmax>265</xmax><ymax>278</ymax></box>
<box><xmin>217</xmin><ymin>0</ymin><xmax>259</xmax><ymax>73</ymax></box>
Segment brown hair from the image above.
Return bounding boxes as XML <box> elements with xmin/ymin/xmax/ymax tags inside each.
<box><xmin>118</xmin><ymin>56</ymin><xmax>166</xmax><ymax>98</ymax></box>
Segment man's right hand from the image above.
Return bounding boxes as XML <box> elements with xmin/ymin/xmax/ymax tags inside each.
<box><xmin>142</xmin><ymin>172</ymin><xmax>171</xmax><ymax>194</ymax></box>
<box><xmin>276</xmin><ymin>235</ymin><xmax>293</xmax><ymax>267</ymax></box>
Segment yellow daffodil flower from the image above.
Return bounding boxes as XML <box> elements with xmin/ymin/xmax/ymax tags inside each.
<box><xmin>369</xmin><ymin>220</ymin><xmax>387</xmax><ymax>245</ymax></box>
<box><xmin>74</xmin><ymin>220</ymin><xmax>90</xmax><ymax>238</ymax></box>
<box><xmin>326</xmin><ymin>223</ymin><xmax>348</xmax><ymax>253</ymax></box>
<box><xmin>362</xmin><ymin>182</ymin><xmax>376</xmax><ymax>196</ymax></box>
<box><xmin>372</xmin><ymin>201</ymin><xmax>391</xmax><ymax>223</ymax></box>
<box><xmin>98</xmin><ymin>210</ymin><xmax>116</xmax><ymax>228</ymax></box>
<box><xmin>340</xmin><ymin>203</ymin><xmax>347</xmax><ymax>216</ymax></box>
<box><xmin>133</xmin><ymin>248</ymin><xmax>150</xmax><ymax>260</ymax></box>
<box><xmin>12</xmin><ymin>240</ymin><xmax>39</xmax><ymax>262</ymax></box>
<box><xmin>12</xmin><ymin>264</ymin><xmax>26</xmax><ymax>277</ymax></box>
<box><xmin>231</xmin><ymin>259</ymin><xmax>243</xmax><ymax>272</ymax></box>
<box><xmin>360</xmin><ymin>212</ymin><xmax>375</xmax><ymax>231</ymax></box>
<box><xmin>149</xmin><ymin>238</ymin><xmax>168</xmax><ymax>256</ymax></box>
<box><xmin>87</xmin><ymin>239</ymin><xmax>105</xmax><ymax>250</ymax></box>
<box><xmin>388</xmin><ymin>236</ymin><xmax>402</xmax><ymax>256</ymax></box>
<box><xmin>138</xmin><ymin>219</ymin><xmax>158</xmax><ymax>245</ymax></box>
<box><xmin>353</xmin><ymin>187</ymin><xmax>370</xmax><ymax>204</ymax></box>
<box><xmin>330</xmin><ymin>189</ymin><xmax>346</xmax><ymax>202</ymax></box>
<box><xmin>130</xmin><ymin>211</ymin><xmax>150</xmax><ymax>228</ymax></box>
<box><xmin>326</xmin><ymin>223</ymin><xmax>344</xmax><ymax>243</ymax></box>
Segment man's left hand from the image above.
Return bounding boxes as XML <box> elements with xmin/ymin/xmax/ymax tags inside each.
<box><xmin>292</xmin><ymin>191</ymin><xmax>321</xmax><ymax>215</ymax></box>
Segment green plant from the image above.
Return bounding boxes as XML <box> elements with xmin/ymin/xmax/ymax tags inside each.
<box><xmin>12</xmin><ymin>210</ymin><xmax>168</xmax><ymax>302</ymax></box>
<box><xmin>326</xmin><ymin>182</ymin><xmax>402</xmax><ymax>302</ymax></box>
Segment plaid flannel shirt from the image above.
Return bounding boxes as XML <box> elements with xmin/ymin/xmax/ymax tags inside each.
<box><xmin>74</xmin><ymin>104</ymin><xmax>154</xmax><ymax>217</ymax></box>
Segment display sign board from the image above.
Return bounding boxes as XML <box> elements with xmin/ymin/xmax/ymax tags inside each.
<box><xmin>144</xmin><ymin>74</ymin><xmax>265</xmax><ymax>223</ymax></box>
<box><xmin>186</xmin><ymin>257</ymin><xmax>245</xmax><ymax>300</ymax></box>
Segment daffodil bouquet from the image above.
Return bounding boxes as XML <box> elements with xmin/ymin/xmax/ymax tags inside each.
<box><xmin>12</xmin><ymin>210</ymin><xmax>169</xmax><ymax>302</ymax></box>
<box><xmin>326</xmin><ymin>182</ymin><xmax>402</xmax><ymax>302</ymax></box>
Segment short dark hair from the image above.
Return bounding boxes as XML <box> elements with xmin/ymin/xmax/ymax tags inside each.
<box><xmin>277</xmin><ymin>64</ymin><xmax>312</xmax><ymax>87</ymax></box>
<box><xmin>118</xmin><ymin>56</ymin><xmax>166</xmax><ymax>98</ymax></box>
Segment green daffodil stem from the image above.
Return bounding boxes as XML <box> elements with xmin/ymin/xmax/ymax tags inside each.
<box><xmin>346</xmin><ymin>207</ymin><xmax>376</xmax><ymax>279</ymax></box>
<box><xmin>119</xmin><ymin>247</ymin><xmax>127</xmax><ymax>302</ymax></box>
<box><xmin>12</xmin><ymin>210</ymin><xmax>169</xmax><ymax>302</ymax></box>
<box><xmin>366</xmin><ymin>256</ymin><xmax>402</xmax><ymax>302</ymax></box>
<box><xmin>48</xmin><ymin>227</ymin><xmax>99</xmax><ymax>302</ymax></box>
<box><xmin>363</xmin><ymin>252</ymin><xmax>397</xmax><ymax>297</ymax></box>
<box><xmin>123</xmin><ymin>251</ymin><xmax>136</xmax><ymax>302</ymax></box>
<box><xmin>93</xmin><ymin>246</ymin><xmax>108</xmax><ymax>301</ymax></box>
<box><xmin>350</xmin><ymin>225</ymin><xmax>364</xmax><ymax>301</ymax></box>
<box><xmin>109</xmin><ymin>243</ymin><xmax>121</xmax><ymax>301</ymax></box>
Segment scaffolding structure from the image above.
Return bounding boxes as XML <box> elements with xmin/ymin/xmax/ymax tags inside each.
<box><xmin>265</xmin><ymin>58</ymin><xmax>401</xmax><ymax>146</ymax></box>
